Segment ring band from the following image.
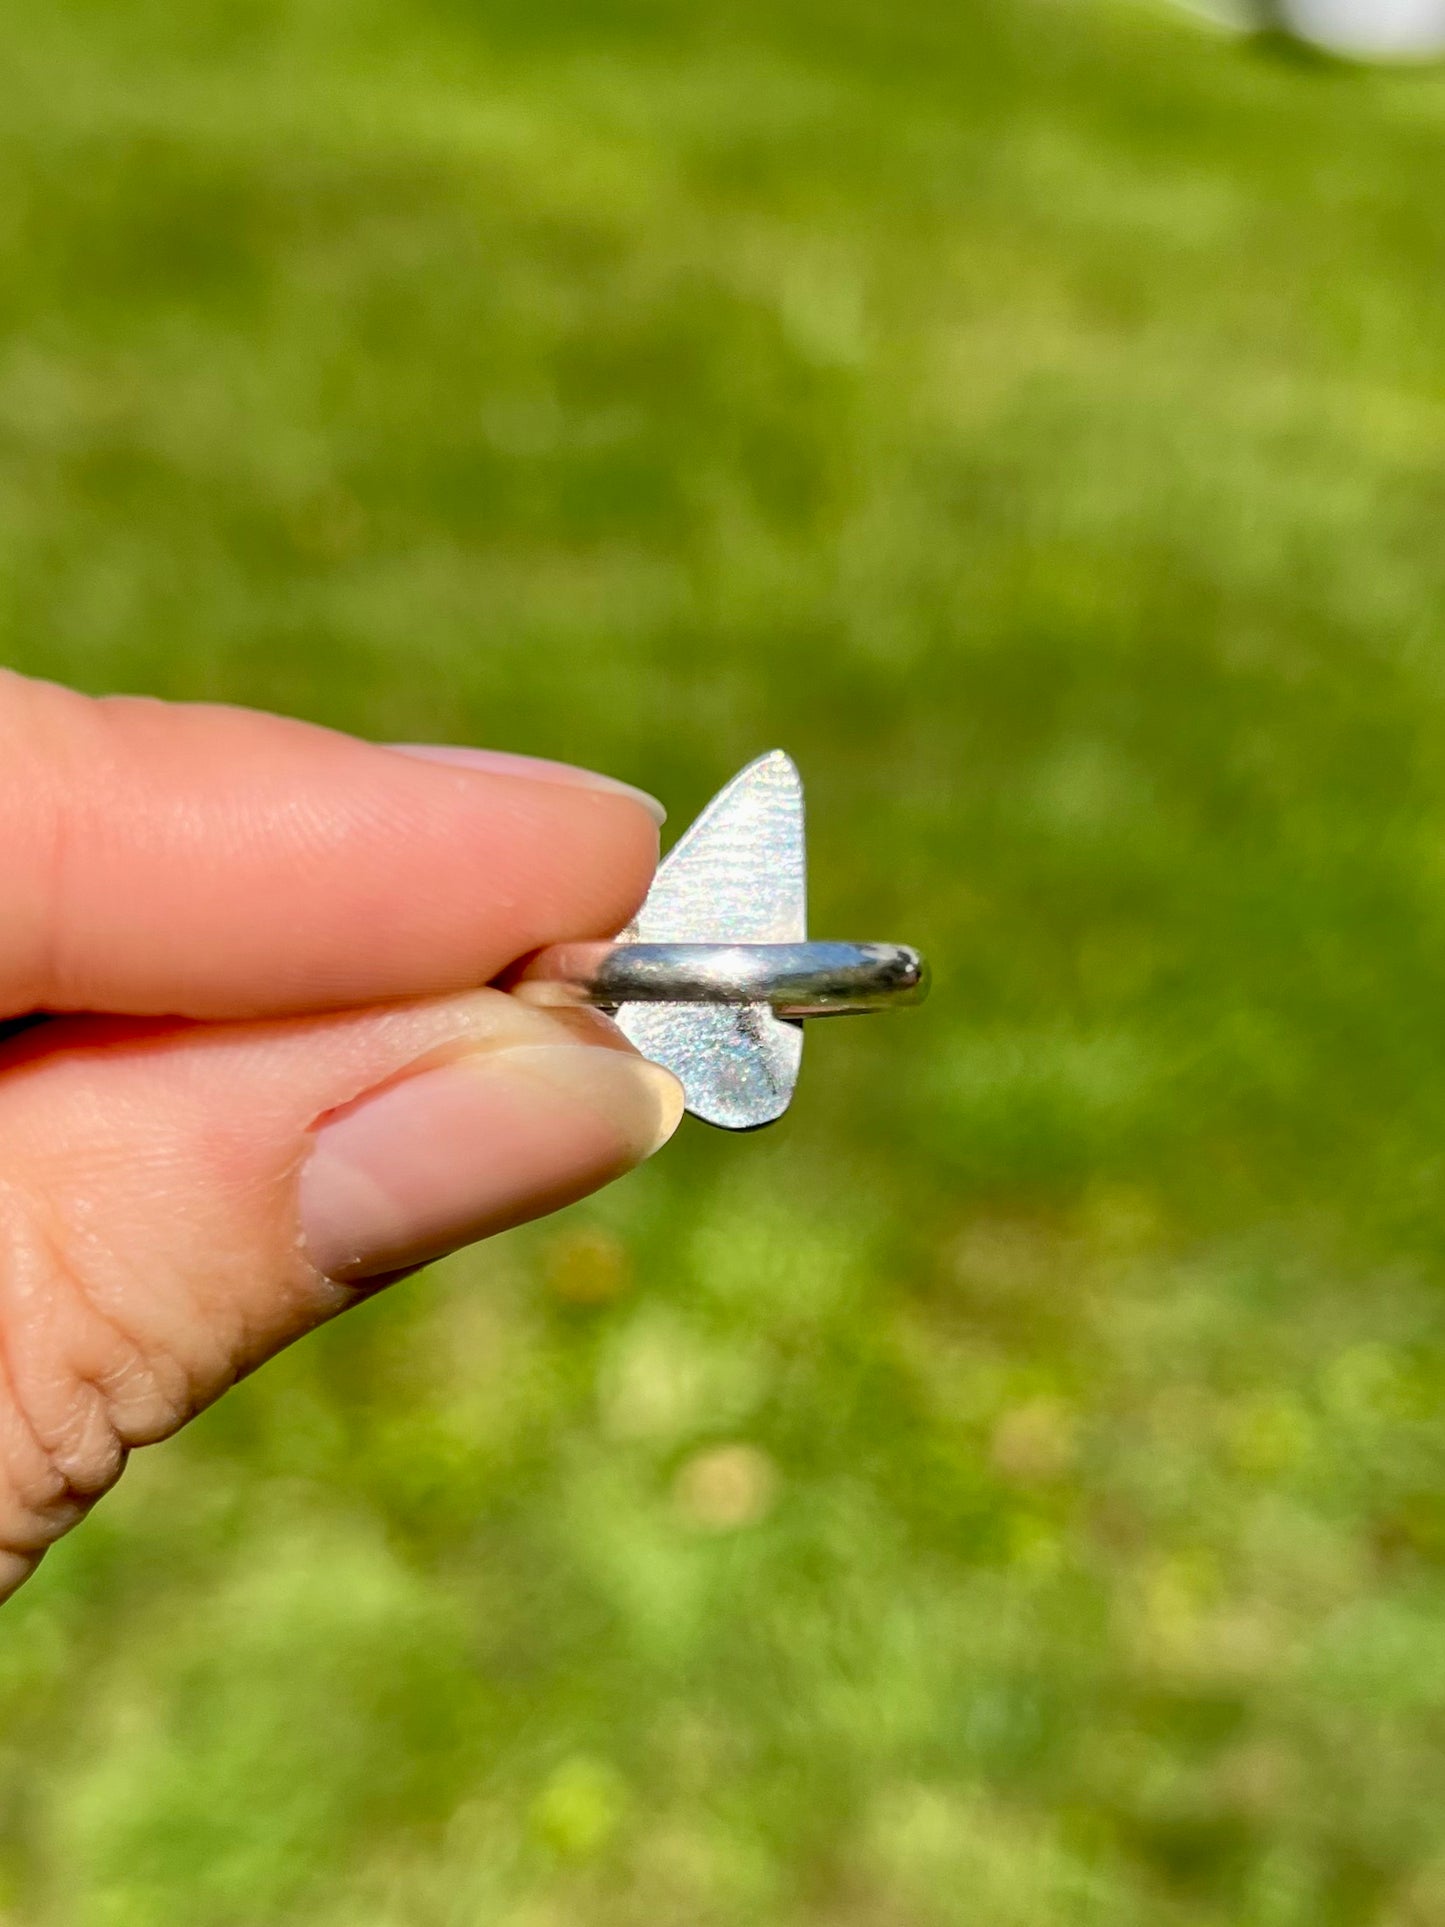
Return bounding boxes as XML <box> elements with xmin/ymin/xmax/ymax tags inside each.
<box><xmin>511</xmin><ymin>941</ymin><xmax>929</xmax><ymax>1018</ymax></box>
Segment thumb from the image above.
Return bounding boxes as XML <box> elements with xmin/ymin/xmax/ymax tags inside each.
<box><xmin>0</xmin><ymin>995</ymin><xmax>682</xmax><ymax>1598</ymax></box>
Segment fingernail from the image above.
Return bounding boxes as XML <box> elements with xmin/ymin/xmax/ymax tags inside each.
<box><xmin>389</xmin><ymin>745</ymin><xmax>666</xmax><ymax>826</ymax></box>
<box><xmin>299</xmin><ymin>1044</ymin><xmax>683</xmax><ymax>1283</ymax></box>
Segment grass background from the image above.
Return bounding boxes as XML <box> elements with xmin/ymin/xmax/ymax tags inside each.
<box><xmin>3</xmin><ymin>0</ymin><xmax>1445</xmax><ymax>1919</ymax></box>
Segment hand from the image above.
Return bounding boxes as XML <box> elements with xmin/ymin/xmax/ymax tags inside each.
<box><xmin>0</xmin><ymin>670</ymin><xmax>682</xmax><ymax>1600</ymax></box>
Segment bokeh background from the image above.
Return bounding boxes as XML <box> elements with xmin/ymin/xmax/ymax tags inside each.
<box><xmin>5</xmin><ymin>0</ymin><xmax>1445</xmax><ymax>1920</ymax></box>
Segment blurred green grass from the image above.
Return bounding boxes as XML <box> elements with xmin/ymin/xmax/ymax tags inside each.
<box><xmin>5</xmin><ymin>0</ymin><xmax>1445</xmax><ymax>1919</ymax></box>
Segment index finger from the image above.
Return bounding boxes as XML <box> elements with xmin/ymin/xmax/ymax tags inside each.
<box><xmin>0</xmin><ymin>671</ymin><xmax>660</xmax><ymax>1020</ymax></box>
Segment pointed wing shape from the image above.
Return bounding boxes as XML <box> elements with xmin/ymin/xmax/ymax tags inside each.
<box><xmin>615</xmin><ymin>750</ymin><xmax>806</xmax><ymax>1129</ymax></box>
<box><xmin>631</xmin><ymin>748</ymin><xmax>806</xmax><ymax>947</ymax></box>
<box><xmin>617</xmin><ymin>1001</ymin><xmax>803</xmax><ymax>1131</ymax></box>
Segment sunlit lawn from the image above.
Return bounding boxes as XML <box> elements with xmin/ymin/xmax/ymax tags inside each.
<box><xmin>5</xmin><ymin>1</ymin><xmax>1445</xmax><ymax>1920</ymax></box>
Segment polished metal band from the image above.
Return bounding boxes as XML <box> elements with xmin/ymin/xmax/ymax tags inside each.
<box><xmin>512</xmin><ymin>941</ymin><xmax>929</xmax><ymax>1018</ymax></box>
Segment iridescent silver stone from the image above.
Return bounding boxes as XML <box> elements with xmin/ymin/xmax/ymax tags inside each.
<box><xmin>513</xmin><ymin>751</ymin><xmax>928</xmax><ymax>1129</ymax></box>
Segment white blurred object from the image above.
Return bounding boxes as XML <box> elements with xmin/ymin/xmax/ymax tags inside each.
<box><xmin>1272</xmin><ymin>0</ymin><xmax>1445</xmax><ymax>57</ymax></box>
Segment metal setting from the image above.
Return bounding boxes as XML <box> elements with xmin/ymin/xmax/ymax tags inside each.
<box><xmin>515</xmin><ymin>751</ymin><xmax>928</xmax><ymax>1130</ymax></box>
<box><xmin>513</xmin><ymin>941</ymin><xmax>928</xmax><ymax>1018</ymax></box>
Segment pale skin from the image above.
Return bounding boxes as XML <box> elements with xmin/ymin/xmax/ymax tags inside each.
<box><xmin>0</xmin><ymin>669</ymin><xmax>684</xmax><ymax>1601</ymax></box>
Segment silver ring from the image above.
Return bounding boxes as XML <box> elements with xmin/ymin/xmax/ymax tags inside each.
<box><xmin>511</xmin><ymin>941</ymin><xmax>929</xmax><ymax>1018</ymax></box>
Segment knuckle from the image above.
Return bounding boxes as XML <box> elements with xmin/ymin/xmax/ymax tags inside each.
<box><xmin>0</xmin><ymin>1178</ymin><xmax>190</xmax><ymax>1567</ymax></box>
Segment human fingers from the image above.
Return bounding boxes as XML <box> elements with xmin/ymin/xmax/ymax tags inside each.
<box><xmin>0</xmin><ymin>992</ymin><xmax>683</xmax><ymax>1599</ymax></box>
<box><xmin>0</xmin><ymin>669</ymin><xmax>660</xmax><ymax>1020</ymax></box>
